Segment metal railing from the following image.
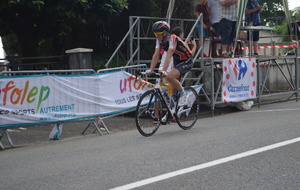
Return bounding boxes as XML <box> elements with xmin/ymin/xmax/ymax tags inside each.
<box><xmin>0</xmin><ymin>55</ymin><xmax>68</xmax><ymax>72</ymax></box>
<box><xmin>0</xmin><ymin>69</ymin><xmax>95</xmax><ymax>76</ymax></box>
<box><xmin>105</xmin><ymin>16</ymin><xmax>202</xmax><ymax>68</ymax></box>
<box><xmin>98</xmin><ymin>64</ymin><xmax>147</xmax><ymax>75</ymax></box>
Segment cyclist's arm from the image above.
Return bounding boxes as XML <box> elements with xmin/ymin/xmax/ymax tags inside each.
<box><xmin>149</xmin><ymin>47</ymin><xmax>160</xmax><ymax>71</ymax></box>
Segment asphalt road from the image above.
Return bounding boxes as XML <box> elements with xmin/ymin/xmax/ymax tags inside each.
<box><xmin>1</xmin><ymin>100</ymin><xmax>300</xmax><ymax>190</ymax></box>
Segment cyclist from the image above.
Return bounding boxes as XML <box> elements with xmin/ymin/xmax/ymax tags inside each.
<box><xmin>146</xmin><ymin>21</ymin><xmax>194</xmax><ymax>108</ymax></box>
<box><xmin>159</xmin><ymin>27</ymin><xmax>196</xmax><ymax>98</ymax></box>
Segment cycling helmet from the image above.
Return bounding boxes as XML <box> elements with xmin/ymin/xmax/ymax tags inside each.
<box><xmin>152</xmin><ymin>21</ymin><xmax>170</xmax><ymax>33</ymax></box>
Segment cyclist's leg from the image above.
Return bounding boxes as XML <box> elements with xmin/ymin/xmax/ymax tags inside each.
<box><xmin>153</xmin><ymin>103</ymin><xmax>160</xmax><ymax>123</ymax></box>
<box><xmin>164</xmin><ymin>68</ymin><xmax>189</xmax><ymax>116</ymax></box>
<box><xmin>167</xmin><ymin>76</ymin><xmax>181</xmax><ymax>122</ymax></box>
<box><xmin>164</xmin><ymin>68</ymin><xmax>182</xmax><ymax>91</ymax></box>
<box><xmin>168</xmin><ymin>59</ymin><xmax>193</xmax><ymax>106</ymax></box>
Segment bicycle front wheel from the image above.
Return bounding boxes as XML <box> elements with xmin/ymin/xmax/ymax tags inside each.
<box><xmin>175</xmin><ymin>86</ymin><xmax>199</xmax><ymax>130</ymax></box>
<box><xmin>135</xmin><ymin>89</ymin><xmax>162</xmax><ymax>137</ymax></box>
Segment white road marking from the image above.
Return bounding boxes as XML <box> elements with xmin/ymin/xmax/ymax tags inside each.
<box><xmin>110</xmin><ymin>137</ymin><xmax>300</xmax><ymax>190</ymax></box>
<box><xmin>249</xmin><ymin>108</ymin><xmax>300</xmax><ymax>112</ymax></box>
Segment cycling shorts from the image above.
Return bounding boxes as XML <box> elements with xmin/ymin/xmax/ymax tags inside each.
<box><xmin>175</xmin><ymin>58</ymin><xmax>193</xmax><ymax>77</ymax></box>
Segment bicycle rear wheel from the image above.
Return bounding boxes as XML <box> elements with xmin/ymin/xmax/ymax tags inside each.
<box><xmin>135</xmin><ymin>89</ymin><xmax>162</xmax><ymax>137</ymax></box>
<box><xmin>175</xmin><ymin>86</ymin><xmax>199</xmax><ymax>130</ymax></box>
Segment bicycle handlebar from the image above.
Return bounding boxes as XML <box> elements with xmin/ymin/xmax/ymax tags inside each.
<box><xmin>138</xmin><ymin>71</ymin><xmax>170</xmax><ymax>88</ymax></box>
<box><xmin>139</xmin><ymin>71</ymin><xmax>161</xmax><ymax>78</ymax></box>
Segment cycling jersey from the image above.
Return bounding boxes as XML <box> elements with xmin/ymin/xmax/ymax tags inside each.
<box><xmin>155</xmin><ymin>34</ymin><xmax>192</xmax><ymax>66</ymax></box>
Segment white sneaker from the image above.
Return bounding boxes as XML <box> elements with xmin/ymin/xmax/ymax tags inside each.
<box><xmin>178</xmin><ymin>92</ymin><xmax>189</xmax><ymax>106</ymax></box>
<box><xmin>161</xmin><ymin>114</ymin><xmax>167</xmax><ymax>123</ymax></box>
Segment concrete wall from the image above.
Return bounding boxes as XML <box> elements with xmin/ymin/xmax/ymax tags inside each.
<box><xmin>258</xmin><ymin>59</ymin><xmax>297</xmax><ymax>91</ymax></box>
<box><xmin>65</xmin><ymin>48</ymin><xmax>93</xmax><ymax>69</ymax></box>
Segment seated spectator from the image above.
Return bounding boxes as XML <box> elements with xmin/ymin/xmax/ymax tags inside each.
<box><xmin>171</xmin><ymin>27</ymin><xmax>197</xmax><ymax>57</ymax></box>
<box><xmin>195</xmin><ymin>0</ymin><xmax>211</xmax><ymax>53</ymax></box>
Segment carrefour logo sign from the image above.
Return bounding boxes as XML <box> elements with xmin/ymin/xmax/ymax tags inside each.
<box><xmin>233</xmin><ymin>59</ymin><xmax>248</xmax><ymax>80</ymax></box>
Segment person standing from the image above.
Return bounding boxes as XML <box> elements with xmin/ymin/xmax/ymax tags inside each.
<box><xmin>219</xmin><ymin>0</ymin><xmax>238</xmax><ymax>58</ymax></box>
<box><xmin>207</xmin><ymin>0</ymin><xmax>221</xmax><ymax>37</ymax></box>
<box><xmin>207</xmin><ymin>0</ymin><xmax>221</xmax><ymax>57</ymax></box>
<box><xmin>245</xmin><ymin>0</ymin><xmax>263</xmax><ymax>56</ymax></box>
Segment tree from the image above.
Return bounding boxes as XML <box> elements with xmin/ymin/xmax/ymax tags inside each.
<box><xmin>260</xmin><ymin>0</ymin><xmax>285</xmax><ymax>26</ymax></box>
<box><xmin>0</xmin><ymin>0</ymin><xmax>194</xmax><ymax>58</ymax></box>
<box><xmin>274</xmin><ymin>9</ymin><xmax>300</xmax><ymax>42</ymax></box>
<box><xmin>0</xmin><ymin>0</ymin><xmax>128</xmax><ymax>57</ymax></box>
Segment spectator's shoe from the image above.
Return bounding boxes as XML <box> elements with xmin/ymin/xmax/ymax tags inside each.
<box><xmin>222</xmin><ymin>53</ymin><xmax>231</xmax><ymax>58</ymax></box>
<box><xmin>178</xmin><ymin>92</ymin><xmax>189</xmax><ymax>106</ymax></box>
<box><xmin>248</xmin><ymin>53</ymin><xmax>259</xmax><ymax>57</ymax></box>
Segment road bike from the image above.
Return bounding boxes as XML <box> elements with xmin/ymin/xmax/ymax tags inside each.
<box><xmin>135</xmin><ymin>72</ymin><xmax>200</xmax><ymax>137</ymax></box>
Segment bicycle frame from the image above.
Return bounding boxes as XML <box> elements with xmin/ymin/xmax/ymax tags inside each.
<box><xmin>152</xmin><ymin>78</ymin><xmax>175</xmax><ymax>119</ymax></box>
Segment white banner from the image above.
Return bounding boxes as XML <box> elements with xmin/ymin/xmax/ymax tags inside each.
<box><xmin>0</xmin><ymin>71</ymin><xmax>153</xmax><ymax>127</ymax></box>
<box><xmin>222</xmin><ymin>58</ymin><xmax>257</xmax><ymax>102</ymax></box>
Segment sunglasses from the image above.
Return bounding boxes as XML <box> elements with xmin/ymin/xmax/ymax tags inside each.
<box><xmin>154</xmin><ymin>31</ymin><xmax>165</xmax><ymax>36</ymax></box>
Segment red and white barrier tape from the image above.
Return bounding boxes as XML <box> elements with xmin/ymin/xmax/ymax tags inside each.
<box><xmin>240</xmin><ymin>45</ymin><xmax>294</xmax><ymax>50</ymax></box>
<box><xmin>241</xmin><ymin>41</ymin><xmax>298</xmax><ymax>49</ymax></box>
